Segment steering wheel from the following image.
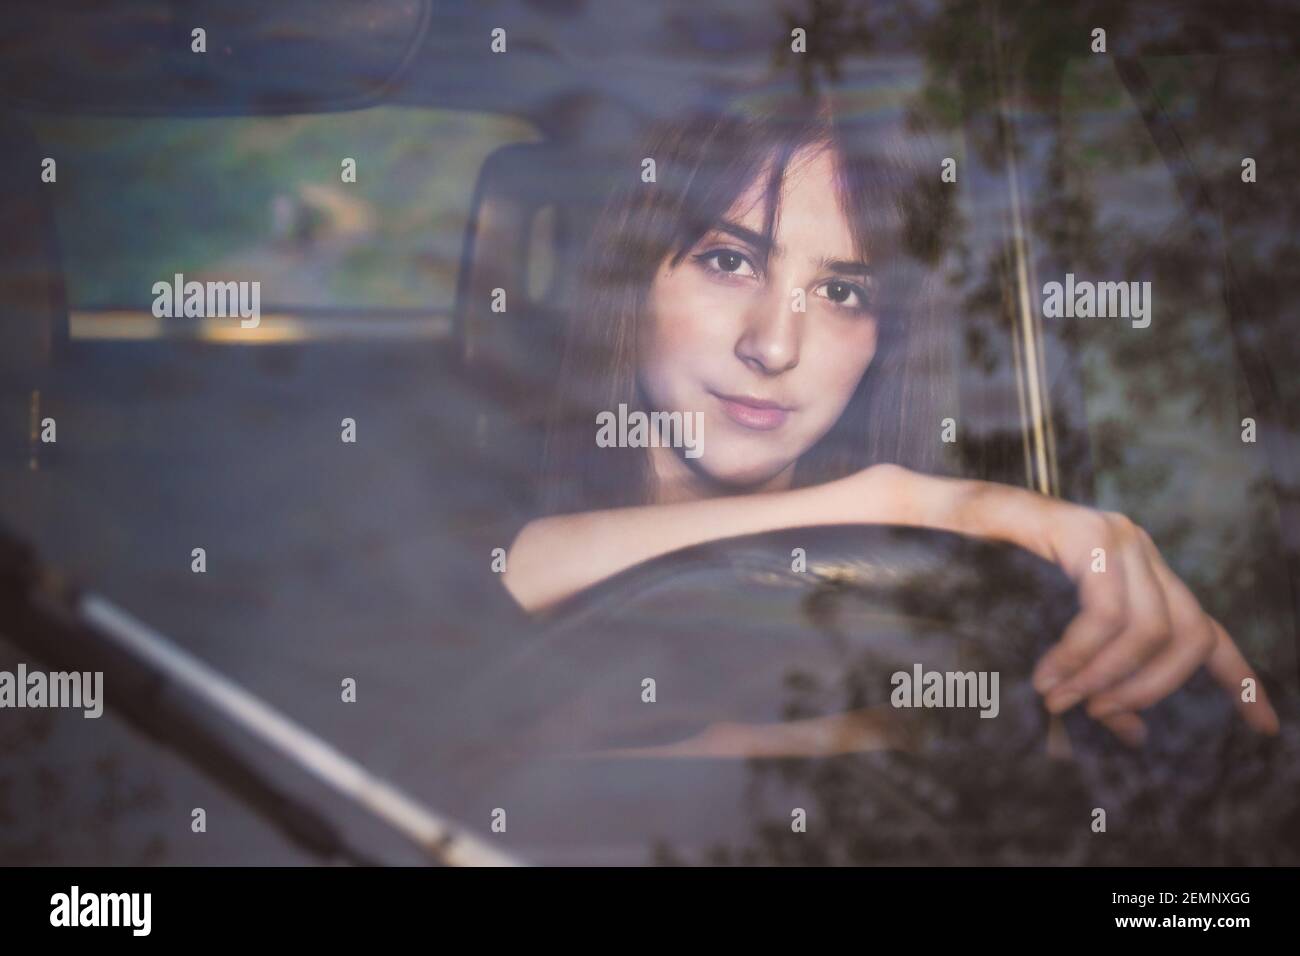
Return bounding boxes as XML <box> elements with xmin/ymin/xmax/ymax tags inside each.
<box><xmin>425</xmin><ymin>524</ymin><xmax>1145</xmax><ymax>863</ymax></box>
<box><xmin>450</xmin><ymin>524</ymin><xmax>1089</xmax><ymax>758</ymax></box>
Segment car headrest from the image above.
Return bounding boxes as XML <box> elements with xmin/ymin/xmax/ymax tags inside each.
<box><xmin>454</xmin><ymin>141</ymin><xmax>626</xmax><ymax>511</ymax></box>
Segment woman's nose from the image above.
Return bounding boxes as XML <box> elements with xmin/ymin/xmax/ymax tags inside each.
<box><xmin>735</xmin><ymin>285</ymin><xmax>801</xmax><ymax>375</ymax></box>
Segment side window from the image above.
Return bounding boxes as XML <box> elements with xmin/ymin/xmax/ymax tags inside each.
<box><xmin>32</xmin><ymin>107</ymin><xmax>538</xmax><ymax>340</ymax></box>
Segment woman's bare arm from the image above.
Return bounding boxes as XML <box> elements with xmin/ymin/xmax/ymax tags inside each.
<box><xmin>503</xmin><ymin>462</ymin><xmax>968</xmax><ymax>613</ymax></box>
<box><xmin>503</xmin><ymin>462</ymin><xmax>1279</xmax><ymax>743</ymax></box>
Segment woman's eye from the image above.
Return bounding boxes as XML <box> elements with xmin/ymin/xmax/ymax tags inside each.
<box><xmin>695</xmin><ymin>249</ymin><xmax>757</xmax><ymax>278</ymax></box>
<box><xmin>815</xmin><ymin>279</ymin><xmax>871</xmax><ymax>310</ymax></box>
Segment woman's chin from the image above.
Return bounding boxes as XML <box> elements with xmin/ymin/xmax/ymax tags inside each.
<box><xmin>690</xmin><ymin>452</ymin><xmax>797</xmax><ymax>493</ymax></box>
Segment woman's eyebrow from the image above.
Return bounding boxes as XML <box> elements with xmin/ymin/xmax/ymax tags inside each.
<box><xmin>711</xmin><ymin>220</ymin><xmax>776</xmax><ymax>256</ymax></box>
<box><xmin>817</xmin><ymin>256</ymin><xmax>873</xmax><ymax>276</ymax></box>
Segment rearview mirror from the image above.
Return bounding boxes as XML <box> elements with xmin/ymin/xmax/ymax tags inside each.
<box><xmin>0</xmin><ymin>0</ymin><xmax>429</xmax><ymax>115</ymax></box>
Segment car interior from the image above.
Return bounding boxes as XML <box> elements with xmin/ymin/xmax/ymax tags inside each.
<box><xmin>1</xmin><ymin>0</ymin><xmax>1298</xmax><ymax>865</ymax></box>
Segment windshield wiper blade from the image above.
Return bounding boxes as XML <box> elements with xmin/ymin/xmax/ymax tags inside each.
<box><xmin>0</xmin><ymin>521</ymin><xmax>520</xmax><ymax>867</ymax></box>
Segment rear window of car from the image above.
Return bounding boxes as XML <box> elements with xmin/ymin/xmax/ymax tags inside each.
<box><xmin>31</xmin><ymin>107</ymin><xmax>538</xmax><ymax>324</ymax></box>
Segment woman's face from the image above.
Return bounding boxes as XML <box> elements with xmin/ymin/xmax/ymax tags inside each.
<box><xmin>638</xmin><ymin>144</ymin><xmax>879</xmax><ymax>496</ymax></box>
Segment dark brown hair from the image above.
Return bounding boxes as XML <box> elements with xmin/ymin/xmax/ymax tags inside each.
<box><xmin>541</xmin><ymin>91</ymin><xmax>956</xmax><ymax>515</ymax></box>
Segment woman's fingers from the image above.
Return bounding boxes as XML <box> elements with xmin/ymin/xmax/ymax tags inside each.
<box><xmin>1078</xmin><ymin>537</ymin><xmax>1213</xmax><ymax>718</ymax></box>
<box><xmin>1032</xmin><ymin>510</ymin><xmax>1279</xmax><ymax>738</ymax></box>
<box><xmin>1032</xmin><ymin>529</ymin><xmax>1130</xmax><ymax>697</ymax></box>
<box><xmin>1204</xmin><ymin>615</ymin><xmax>1281</xmax><ymax>735</ymax></box>
<box><xmin>1083</xmin><ymin>628</ymin><xmax>1211</xmax><ymax>719</ymax></box>
<box><xmin>1066</xmin><ymin>525</ymin><xmax>1279</xmax><ymax>736</ymax></box>
<box><xmin>1085</xmin><ymin>615</ymin><xmax>1279</xmax><ymax>734</ymax></box>
<box><xmin>1044</xmin><ymin>537</ymin><xmax>1172</xmax><ymax>713</ymax></box>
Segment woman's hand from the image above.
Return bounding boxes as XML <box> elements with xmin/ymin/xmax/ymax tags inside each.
<box><xmin>941</xmin><ymin>475</ymin><xmax>1281</xmax><ymax>746</ymax></box>
<box><xmin>508</xmin><ymin>460</ymin><xmax>1280</xmax><ymax>749</ymax></box>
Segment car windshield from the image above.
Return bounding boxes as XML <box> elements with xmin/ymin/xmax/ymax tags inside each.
<box><xmin>1</xmin><ymin>0</ymin><xmax>1297</xmax><ymax>867</ymax></box>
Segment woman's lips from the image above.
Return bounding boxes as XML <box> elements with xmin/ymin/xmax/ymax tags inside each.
<box><xmin>712</xmin><ymin>392</ymin><xmax>792</xmax><ymax>431</ymax></box>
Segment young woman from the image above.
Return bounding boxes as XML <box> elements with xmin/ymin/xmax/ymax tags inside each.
<box><xmin>501</xmin><ymin>95</ymin><xmax>1279</xmax><ymax>750</ymax></box>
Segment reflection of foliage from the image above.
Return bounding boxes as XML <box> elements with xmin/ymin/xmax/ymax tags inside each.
<box><xmin>653</xmin><ymin>635</ymin><xmax>1300</xmax><ymax>865</ymax></box>
<box><xmin>663</xmin><ymin>0</ymin><xmax>1300</xmax><ymax>866</ymax></box>
<box><xmin>689</xmin><ymin>710</ymin><xmax>1300</xmax><ymax>865</ymax></box>
<box><xmin>774</xmin><ymin>0</ymin><xmax>1300</xmax><ymax>670</ymax></box>
<box><xmin>776</xmin><ymin>0</ymin><xmax>875</xmax><ymax>96</ymax></box>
